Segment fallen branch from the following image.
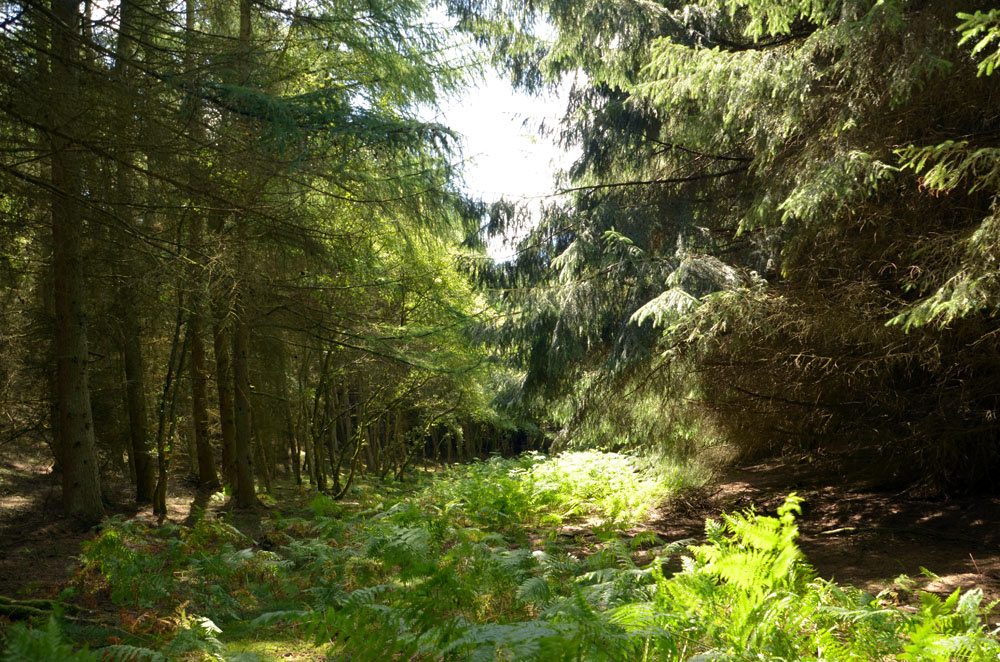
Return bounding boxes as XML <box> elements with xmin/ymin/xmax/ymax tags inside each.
<box><xmin>816</xmin><ymin>526</ymin><xmax>980</xmax><ymax>544</ymax></box>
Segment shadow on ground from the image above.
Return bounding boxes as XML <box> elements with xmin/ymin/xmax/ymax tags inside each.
<box><xmin>643</xmin><ymin>450</ymin><xmax>1000</xmax><ymax>605</ymax></box>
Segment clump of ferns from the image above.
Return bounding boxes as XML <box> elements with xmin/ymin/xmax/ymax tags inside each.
<box><xmin>185</xmin><ymin>546</ymin><xmax>294</xmax><ymax>617</ymax></box>
<box><xmin>2</xmin><ymin>610</ymin><xmax>234</xmax><ymax>662</ymax></box>
<box><xmin>182</xmin><ymin>513</ymin><xmax>251</xmax><ymax>550</ymax></box>
<box><xmin>76</xmin><ymin>518</ymin><xmax>187</xmax><ymax>609</ymax></box>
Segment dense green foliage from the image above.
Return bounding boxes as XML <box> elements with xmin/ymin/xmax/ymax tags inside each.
<box><xmin>4</xmin><ymin>0</ymin><xmax>1000</xmax><ymax>655</ymax></box>
<box><xmin>0</xmin><ymin>0</ymin><xmax>518</xmax><ymax>519</ymax></box>
<box><xmin>461</xmin><ymin>0</ymin><xmax>1000</xmax><ymax>488</ymax></box>
<box><xmin>4</xmin><ymin>458</ymin><xmax>999</xmax><ymax>660</ymax></box>
<box><xmin>426</xmin><ymin>451</ymin><xmax>685</xmax><ymax>530</ymax></box>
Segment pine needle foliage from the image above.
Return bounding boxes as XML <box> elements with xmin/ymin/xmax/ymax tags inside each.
<box><xmin>452</xmin><ymin>0</ymin><xmax>1000</xmax><ymax>489</ymax></box>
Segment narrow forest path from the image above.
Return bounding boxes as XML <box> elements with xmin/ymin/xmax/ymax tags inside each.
<box><xmin>5</xmin><ymin>448</ymin><xmax>1000</xmax><ymax>614</ymax></box>
<box><xmin>641</xmin><ymin>451</ymin><xmax>1000</xmax><ymax>607</ymax></box>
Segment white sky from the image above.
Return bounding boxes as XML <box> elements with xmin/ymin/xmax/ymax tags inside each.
<box><xmin>418</xmin><ymin>7</ymin><xmax>578</xmax><ymax>260</ymax></box>
<box><xmin>416</xmin><ymin>7</ymin><xmax>580</xmax><ymax>260</ymax></box>
<box><xmin>436</xmin><ymin>73</ymin><xmax>577</xmax><ymax>260</ymax></box>
<box><xmin>435</xmin><ymin>72</ymin><xmax>572</xmax><ymax>201</ymax></box>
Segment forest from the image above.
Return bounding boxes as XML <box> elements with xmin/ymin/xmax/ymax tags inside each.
<box><xmin>2</xmin><ymin>0</ymin><xmax>1000</xmax><ymax>659</ymax></box>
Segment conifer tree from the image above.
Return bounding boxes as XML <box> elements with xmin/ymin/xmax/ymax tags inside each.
<box><xmin>460</xmin><ymin>0</ymin><xmax>1000</xmax><ymax>487</ymax></box>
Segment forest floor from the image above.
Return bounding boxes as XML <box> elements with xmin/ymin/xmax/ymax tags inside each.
<box><xmin>0</xmin><ymin>443</ymin><xmax>224</xmax><ymax>602</ymax></box>
<box><xmin>4</xmin><ymin>444</ymin><xmax>1000</xmax><ymax>612</ymax></box>
<box><xmin>639</xmin><ymin>448</ymin><xmax>1000</xmax><ymax>609</ymax></box>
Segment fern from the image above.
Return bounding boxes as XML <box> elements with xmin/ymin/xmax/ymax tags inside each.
<box><xmin>1</xmin><ymin>616</ymin><xmax>99</xmax><ymax>662</ymax></box>
<box><xmin>692</xmin><ymin>493</ymin><xmax>810</xmax><ymax>598</ymax></box>
<box><xmin>26</xmin><ymin>460</ymin><xmax>1000</xmax><ymax>661</ymax></box>
<box><xmin>103</xmin><ymin>614</ymin><xmax>228</xmax><ymax>662</ymax></box>
<box><xmin>102</xmin><ymin>645</ymin><xmax>167</xmax><ymax>662</ymax></box>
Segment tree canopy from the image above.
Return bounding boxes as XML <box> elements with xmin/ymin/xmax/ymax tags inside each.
<box><xmin>461</xmin><ymin>0</ymin><xmax>1000</xmax><ymax>490</ymax></box>
<box><xmin>0</xmin><ymin>0</ymin><xmax>511</xmax><ymax>521</ymax></box>
<box><xmin>1</xmin><ymin>0</ymin><xmax>1000</xmax><ymax>526</ymax></box>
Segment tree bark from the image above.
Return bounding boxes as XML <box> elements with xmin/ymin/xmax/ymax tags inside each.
<box><xmin>212</xmin><ymin>314</ymin><xmax>237</xmax><ymax>489</ymax></box>
<box><xmin>152</xmin><ymin>299</ymin><xmax>187</xmax><ymax>519</ymax></box>
<box><xmin>189</xmin><ymin>310</ymin><xmax>217</xmax><ymax>488</ymax></box>
<box><xmin>121</xmin><ymin>301</ymin><xmax>154</xmax><ymax>502</ymax></box>
<box><xmin>110</xmin><ymin>0</ymin><xmax>157</xmax><ymax>504</ymax></box>
<box><xmin>277</xmin><ymin>342</ymin><xmax>300</xmax><ymax>484</ymax></box>
<box><xmin>231</xmin><ymin>297</ymin><xmax>258</xmax><ymax>507</ymax></box>
<box><xmin>184</xmin><ymin>0</ymin><xmax>217</xmax><ymax>490</ymax></box>
<box><xmin>309</xmin><ymin>352</ymin><xmax>331</xmax><ymax>491</ymax></box>
<box><xmin>50</xmin><ymin>0</ymin><xmax>104</xmax><ymax>524</ymax></box>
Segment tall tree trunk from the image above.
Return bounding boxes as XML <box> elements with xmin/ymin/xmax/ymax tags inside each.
<box><xmin>50</xmin><ymin>0</ymin><xmax>103</xmax><ymax>524</ymax></box>
<box><xmin>231</xmin><ymin>296</ymin><xmax>257</xmax><ymax>507</ymax></box>
<box><xmin>210</xmin><ymin>205</ymin><xmax>236</xmax><ymax>489</ymax></box>
<box><xmin>309</xmin><ymin>353</ymin><xmax>331</xmax><ymax>491</ymax></box>
<box><xmin>213</xmin><ymin>314</ymin><xmax>237</xmax><ymax>488</ymax></box>
<box><xmin>296</xmin><ymin>355</ymin><xmax>315</xmax><ymax>487</ymax></box>
<box><xmin>253</xmin><ymin>425</ymin><xmax>272</xmax><ymax>493</ymax></box>
<box><xmin>188</xmin><ymin>233</ymin><xmax>217</xmax><ymax>488</ymax></box>
<box><xmin>223</xmin><ymin>0</ymin><xmax>259</xmax><ymax>510</ymax></box>
<box><xmin>184</xmin><ymin>0</ymin><xmax>217</xmax><ymax>490</ymax></box>
<box><xmin>259</xmin><ymin>335</ymin><xmax>293</xmax><ymax>477</ymax></box>
<box><xmin>152</xmin><ymin>296</ymin><xmax>187</xmax><ymax>519</ymax></box>
<box><xmin>112</xmin><ymin>0</ymin><xmax>155</xmax><ymax>504</ymax></box>
<box><xmin>251</xmin><ymin>338</ymin><xmax>277</xmax><ymax>489</ymax></box>
<box><xmin>277</xmin><ymin>342</ymin><xmax>300</xmax><ymax>484</ymax></box>
<box><xmin>121</xmin><ymin>301</ymin><xmax>154</xmax><ymax>502</ymax></box>
<box><xmin>325</xmin><ymin>384</ymin><xmax>341</xmax><ymax>493</ymax></box>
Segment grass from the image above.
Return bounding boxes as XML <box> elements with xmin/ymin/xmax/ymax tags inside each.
<box><xmin>220</xmin><ymin>621</ymin><xmax>326</xmax><ymax>660</ymax></box>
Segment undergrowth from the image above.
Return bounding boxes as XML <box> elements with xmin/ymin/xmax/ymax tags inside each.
<box><xmin>421</xmin><ymin>451</ymin><xmax>680</xmax><ymax>534</ymax></box>
<box><xmin>2</xmin><ymin>452</ymin><xmax>999</xmax><ymax>661</ymax></box>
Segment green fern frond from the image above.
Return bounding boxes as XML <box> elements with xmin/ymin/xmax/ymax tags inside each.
<box><xmin>517</xmin><ymin>576</ymin><xmax>552</xmax><ymax>604</ymax></box>
<box><xmin>1</xmin><ymin>617</ymin><xmax>100</xmax><ymax>662</ymax></box>
<box><xmin>102</xmin><ymin>644</ymin><xmax>166</xmax><ymax>662</ymax></box>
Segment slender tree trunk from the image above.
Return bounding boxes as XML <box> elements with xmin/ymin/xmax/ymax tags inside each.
<box><xmin>325</xmin><ymin>385</ymin><xmax>341</xmax><ymax>493</ymax></box>
<box><xmin>304</xmin><ymin>424</ymin><xmax>319</xmax><ymax>489</ymax></box>
<box><xmin>364</xmin><ymin>424</ymin><xmax>377</xmax><ymax>472</ymax></box>
<box><xmin>262</xmin><ymin>338</ymin><xmax>292</xmax><ymax>476</ymax></box>
<box><xmin>213</xmin><ymin>314</ymin><xmax>237</xmax><ymax>488</ymax></box>
<box><xmin>231</xmin><ymin>293</ymin><xmax>257</xmax><ymax>507</ymax></box>
<box><xmin>278</xmin><ymin>344</ymin><xmax>300</xmax><ymax>484</ymax></box>
<box><xmin>331</xmin><ymin>383</ymin><xmax>353</xmax><ymax>487</ymax></box>
<box><xmin>253</xmin><ymin>426</ymin><xmax>272</xmax><ymax>493</ymax></box>
<box><xmin>296</xmin><ymin>355</ymin><xmax>315</xmax><ymax>487</ymax></box>
<box><xmin>309</xmin><ymin>354</ymin><xmax>330</xmax><ymax>491</ymax></box>
<box><xmin>210</xmin><ymin>207</ymin><xmax>237</xmax><ymax>488</ymax></box>
<box><xmin>188</xmin><ymin>243</ymin><xmax>217</xmax><ymax>488</ymax></box>
<box><xmin>50</xmin><ymin>0</ymin><xmax>103</xmax><ymax>524</ymax></box>
<box><xmin>118</xmin><ymin>359</ymin><xmax>135</xmax><ymax>483</ymax></box>
<box><xmin>121</xmin><ymin>302</ymin><xmax>154</xmax><ymax>502</ymax></box>
<box><xmin>251</xmin><ymin>340</ymin><xmax>278</xmax><ymax>488</ymax></box>
<box><xmin>152</xmin><ymin>298</ymin><xmax>187</xmax><ymax>519</ymax></box>
<box><xmin>182</xmin><ymin>0</ymin><xmax>218</xmax><ymax>490</ymax></box>
<box><xmin>111</xmin><ymin>0</ymin><xmax>160</xmax><ymax>504</ymax></box>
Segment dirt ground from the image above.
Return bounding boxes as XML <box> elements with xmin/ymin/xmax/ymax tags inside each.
<box><xmin>4</xmin><ymin>445</ymin><xmax>1000</xmax><ymax>617</ymax></box>
<box><xmin>0</xmin><ymin>448</ymin><xmax>210</xmax><ymax>601</ymax></box>
<box><xmin>643</xmin><ymin>450</ymin><xmax>1000</xmax><ymax>610</ymax></box>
